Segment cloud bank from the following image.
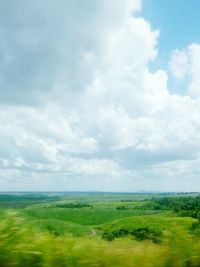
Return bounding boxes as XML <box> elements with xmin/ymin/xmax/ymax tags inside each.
<box><xmin>0</xmin><ymin>0</ymin><xmax>200</xmax><ymax>191</ymax></box>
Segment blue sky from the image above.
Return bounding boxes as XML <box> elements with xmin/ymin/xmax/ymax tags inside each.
<box><xmin>142</xmin><ymin>0</ymin><xmax>200</xmax><ymax>96</ymax></box>
<box><xmin>0</xmin><ymin>0</ymin><xmax>200</xmax><ymax>192</ymax></box>
<box><xmin>142</xmin><ymin>0</ymin><xmax>200</xmax><ymax>67</ymax></box>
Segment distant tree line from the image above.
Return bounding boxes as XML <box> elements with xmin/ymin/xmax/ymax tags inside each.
<box><xmin>54</xmin><ymin>202</ymin><xmax>91</xmax><ymax>209</ymax></box>
<box><xmin>117</xmin><ymin>195</ymin><xmax>200</xmax><ymax>220</ymax></box>
<box><xmin>152</xmin><ymin>196</ymin><xmax>200</xmax><ymax>220</ymax></box>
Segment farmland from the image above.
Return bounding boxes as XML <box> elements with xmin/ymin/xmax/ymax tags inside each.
<box><xmin>0</xmin><ymin>192</ymin><xmax>200</xmax><ymax>266</ymax></box>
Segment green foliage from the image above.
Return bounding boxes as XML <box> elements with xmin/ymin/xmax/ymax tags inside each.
<box><xmin>116</xmin><ymin>202</ymin><xmax>162</xmax><ymax>211</ymax></box>
<box><xmin>23</xmin><ymin>206</ymin><xmax>154</xmax><ymax>225</ymax></box>
<box><xmin>54</xmin><ymin>202</ymin><xmax>91</xmax><ymax>209</ymax></box>
<box><xmin>102</xmin><ymin>226</ymin><xmax>162</xmax><ymax>243</ymax></box>
<box><xmin>116</xmin><ymin>205</ymin><xmax>129</xmax><ymax>210</ymax></box>
<box><xmin>102</xmin><ymin>232</ymin><xmax>115</xmax><ymax>241</ymax></box>
<box><xmin>102</xmin><ymin>228</ymin><xmax>129</xmax><ymax>241</ymax></box>
<box><xmin>189</xmin><ymin>221</ymin><xmax>200</xmax><ymax>236</ymax></box>
<box><xmin>1</xmin><ymin>193</ymin><xmax>200</xmax><ymax>266</ymax></box>
<box><xmin>131</xmin><ymin>227</ymin><xmax>162</xmax><ymax>243</ymax></box>
<box><xmin>153</xmin><ymin>195</ymin><xmax>200</xmax><ymax>219</ymax></box>
<box><xmin>0</xmin><ymin>194</ymin><xmax>60</xmax><ymax>209</ymax></box>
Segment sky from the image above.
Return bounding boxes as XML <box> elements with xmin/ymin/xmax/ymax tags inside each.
<box><xmin>0</xmin><ymin>0</ymin><xmax>200</xmax><ymax>192</ymax></box>
<box><xmin>142</xmin><ymin>0</ymin><xmax>200</xmax><ymax>95</ymax></box>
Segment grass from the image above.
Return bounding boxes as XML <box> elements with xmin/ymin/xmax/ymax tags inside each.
<box><xmin>22</xmin><ymin>205</ymin><xmax>158</xmax><ymax>226</ymax></box>
<box><xmin>0</xmin><ymin>192</ymin><xmax>200</xmax><ymax>266</ymax></box>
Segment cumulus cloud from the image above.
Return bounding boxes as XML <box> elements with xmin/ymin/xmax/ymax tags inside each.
<box><xmin>0</xmin><ymin>0</ymin><xmax>141</xmax><ymax>105</ymax></box>
<box><xmin>0</xmin><ymin>0</ymin><xmax>200</xmax><ymax>191</ymax></box>
<box><xmin>169</xmin><ymin>43</ymin><xmax>200</xmax><ymax>97</ymax></box>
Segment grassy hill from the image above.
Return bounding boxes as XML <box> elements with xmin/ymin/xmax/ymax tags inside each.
<box><xmin>0</xmin><ymin>192</ymin><xmax>200</xmax><ymax>266</ymax></box>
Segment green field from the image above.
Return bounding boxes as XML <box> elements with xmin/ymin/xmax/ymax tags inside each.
<box><xmin>0</xmin><ymin>192</ymin><xmax>200</xmax><ymax>267</ymax></box>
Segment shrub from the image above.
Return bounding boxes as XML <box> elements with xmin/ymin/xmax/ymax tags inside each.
<box><xmin>54</xmin><ymin>203</ymin><xmax>91</xmax><ymax>209</ymax></box>
<box><xmin>102</xmin><ymin>232</ymin><xmax>115</xmax><ymax>241</ymax></box>
<box><xmin>131</xmin><ymin>227</ymin><xmax>162</xmax><ymax>243</ymax></box>
<box><xmin>102</xmin><ymin>227</ymin><xmax>162</xmax><ymax>243</ymax></box>
<box><xmin>116</xmin><ymin>206</ymin><xmax>128</xmax><ymax>210</ymax></box>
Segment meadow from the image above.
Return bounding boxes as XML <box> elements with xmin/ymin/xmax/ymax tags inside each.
<box><xmin>0</xmin><ymin>192</ymin><xmax>200</xmax><ymax>267</ymax></box>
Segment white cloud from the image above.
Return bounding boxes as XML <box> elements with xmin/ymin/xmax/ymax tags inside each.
<box><xmin>0</xmin><ymin>0</ymin><xmax>200</xmax><ymax>191</ymax></box>
<box><xmin>169</xmin><ymin>49</ymin><xmax>189</xmax><ymax>80</ymax></box>
<box><xmin>169</xmin><ymin>43</ymin><xmax>200</xmax><ymax>97</ymax></box>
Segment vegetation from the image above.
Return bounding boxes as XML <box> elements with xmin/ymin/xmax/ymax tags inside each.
<box><xmin>152</xmin><ymin>195</ymin><xmax>200</xmax><ymax>219</ymax></box>
<box><xmin>0</xmin><ymin>192</ymin><xmax>200</xmax><ymax>266</ymax></box>
<box><xmin>102</xmin><ymin>227</ymin><xmax>162</xmax><ymax>243</ymax></box>
<box><xmin>54</xmin><ymin>203</ymin><xmax>91</xmax><ymax>209</ymax></box>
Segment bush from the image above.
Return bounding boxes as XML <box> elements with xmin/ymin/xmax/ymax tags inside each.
<box><xmin>116</xmin><ymin>206</ymin><xmax>128</xmax><ymax>210</ymax></box>
<box><xmin>102</xmin><ymin>232</ymin><xmax>115</xmax><ymax>241</ymax></box>
<box><xmin>131</xmin><ymin>227</ymin><xmax>162</xmax><ymax>243</ymax></box>
<box><xmin>54</xmin><ymin>203</ymin><xmax>91</xmax><ymax>209</ymax></box>
<box><xmin>102</xmin><ymin>227</ymin><xmax>162</xmax><ymax>243</ymax></box>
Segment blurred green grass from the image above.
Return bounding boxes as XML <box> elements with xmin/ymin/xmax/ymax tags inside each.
<box><xmin>0</xmin><ymin>193</ymin><xmax>200</xmax><ymax>266</ymax></box>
